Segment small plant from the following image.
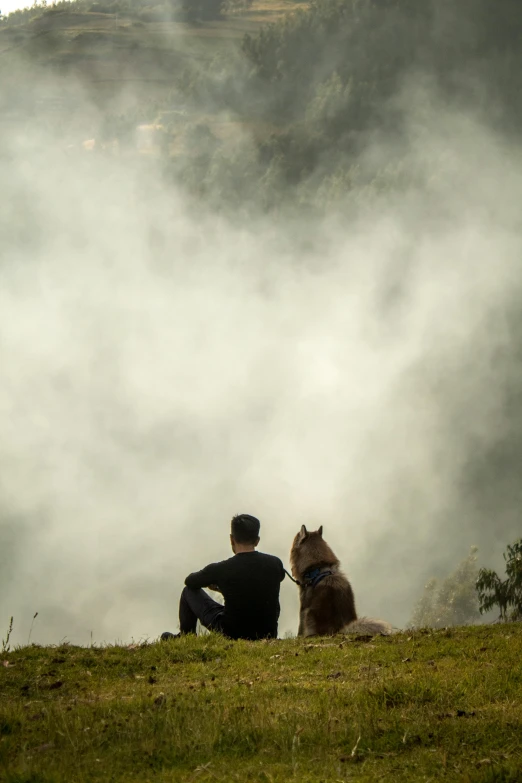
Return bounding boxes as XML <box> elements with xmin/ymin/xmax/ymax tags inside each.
<box><xmin>2</xmin><ymin>616</ymin><xmax>13</xmax><ymax>654</ymax></box>
<box><xmin>476</xmin><ymin>538</ymin><xmax>522</xmax><ymax>622</ymax></box>
<box><xmin>28</xmin><ymin>612</ymin><xmax>39</xmax><ymax>645</ymax></box>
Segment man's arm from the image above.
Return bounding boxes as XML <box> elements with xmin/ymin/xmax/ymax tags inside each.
<box><xmin>185</xmin><ymin>562</ymin><xmax>221</xmax><ymax>590</ymax></box>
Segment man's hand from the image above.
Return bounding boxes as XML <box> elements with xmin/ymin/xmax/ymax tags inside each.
<box><xmin>208</xmin><ymin>584</ymin><xmax>222</xmax><ymax>593</ymax></box>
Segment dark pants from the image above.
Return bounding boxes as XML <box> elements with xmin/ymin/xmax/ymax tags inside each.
<box><xmin>179</xmin><ymin>586</ymin><xmax>225</xmax><ymax>634</ymax></box>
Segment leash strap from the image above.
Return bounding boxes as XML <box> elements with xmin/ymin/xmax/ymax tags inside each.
<box><xmin>284</xmin><ymin>567</ymin><xmax>333</xmax><ymax>588</ymax></box>
<box><xmin>284</xmin><ymin>568</ymin><xmax>301</xmax><ymax>585</ymax></box>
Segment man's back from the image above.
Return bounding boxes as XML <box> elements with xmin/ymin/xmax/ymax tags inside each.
<box><xmin>185</xmin><ymin>551</ymin><xmax>285</xmax><ymax>640</ymax></box>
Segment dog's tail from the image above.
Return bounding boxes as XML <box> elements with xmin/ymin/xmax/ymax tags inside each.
<box><xmin>344</xmin><ymin>617</ymin><xmax>393</xmax><ymax>636</ymax></box>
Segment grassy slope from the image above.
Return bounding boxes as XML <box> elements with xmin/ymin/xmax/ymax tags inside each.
<box><xmin>1</xmin><ymin>625</ymin><xmax>522</xmax><ymax>782</ymax></box>
<box><xmin>0</xmin><ymin>0</ymin><xmax>300</xmax><ymax>150</ymax></box>
<box><xmin>0</xmin><ymin>0</ymin><xmax>303</xmax><ymax>107</ymax></box>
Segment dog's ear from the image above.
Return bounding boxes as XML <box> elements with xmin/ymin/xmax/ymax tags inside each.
<box><xmin>298</xmin><ymin>525</ymin><xmax>308</xmax><ymax>543</ymax></box>
<box><xmin>317</xmin><ymin>525</ymin><xmax>323</xmax><ymax>538</ymax></box>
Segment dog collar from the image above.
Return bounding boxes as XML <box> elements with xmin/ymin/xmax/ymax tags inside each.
<box><xmin>303</xmin><ymin>566</ymin><xmax>333</xmax><ymax>588</ymax></box>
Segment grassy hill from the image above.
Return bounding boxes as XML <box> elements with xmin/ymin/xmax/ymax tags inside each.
<box><xmin>2</xmin><ymin>625</ymin><xmax>522</xmax><ymax>782</ymax></box>
<box><xmin>0</xmin><ymin>0</ymin><xmax>304</xmax><ymax>117</ymax></box>
<box><xmin>0</xmin><ymin>0</ymin><xmax>303</xmax><ymax>165</ymax></box>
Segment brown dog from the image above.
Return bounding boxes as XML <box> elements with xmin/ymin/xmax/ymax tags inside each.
<box><xmin>290</xmin><ymin>525</ymin><xmax>392</xmax><ymax>637</ymax></box>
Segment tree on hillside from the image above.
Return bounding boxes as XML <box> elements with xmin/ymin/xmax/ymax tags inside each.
<box><xmin>476</xmin><ymin>539</ymin><xmax>522</xmax><ymax>622</ymax></box>
<box><xmin>169</xmin><ymin>0</ymin><xmax>522</xmax><ymax>210</ymax></box>
<box><xmin>180</xmin><ymin>0</ymin><xmax>225</xmax><ymax>21</ymax></box>
<box><xmin>236</xmin><ymin>0</ymin><xmax>522</xmax><ymax>205</ymax></box>
<box><xmin>409</xmin><ymin>547</ymin><xmax>481</xmax><ymax>628</ymax></box>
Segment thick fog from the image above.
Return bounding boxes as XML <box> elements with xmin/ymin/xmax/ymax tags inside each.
<box><xmin>2</xmin><ymin>0</ymin><xmax>26</xmax><ymax>13</ymax></box>
<box><xmin>2</xmin><ymin>52</ymin><xmax>522</xmax><ymax>646</ymax></box>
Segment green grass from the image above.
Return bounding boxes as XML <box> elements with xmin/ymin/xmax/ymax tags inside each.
<box><xmin>1</xmin><ymin>625</ymin><xmax>522</xmax><ymax>782</ymax></box>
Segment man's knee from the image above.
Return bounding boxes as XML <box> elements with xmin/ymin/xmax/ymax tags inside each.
<box><xmin>181</xmin><ymin>585</ymin><xmax>202</xmax><ymax>603</ymax></box>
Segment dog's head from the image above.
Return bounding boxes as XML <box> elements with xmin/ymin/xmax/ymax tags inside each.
<box><xmin>291</xmin><ymin>524</ymin><xmax>323</xmax><ymax>550</ymax></box>
<box><xmin>290</xmin><ymin>525</ymin><xmax>338</xmax><ymax>578</ymax></box>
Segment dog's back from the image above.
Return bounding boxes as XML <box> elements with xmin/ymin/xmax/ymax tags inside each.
<box><xmin>290</xmin><ymin>525</ymin><xmax>391</xmax><ymax>637</ymax></box>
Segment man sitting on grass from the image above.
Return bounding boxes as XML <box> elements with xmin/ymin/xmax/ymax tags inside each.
<box><xmin>161</xmin><ymin>514</ymin><xmax>285</xmax><ymax>641</ymax></box>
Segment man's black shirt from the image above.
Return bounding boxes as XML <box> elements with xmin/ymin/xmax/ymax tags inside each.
<box><xmin>185</xmin><ymin>551</ymin><xmax>285</xmax><ymax>640</ymax></box>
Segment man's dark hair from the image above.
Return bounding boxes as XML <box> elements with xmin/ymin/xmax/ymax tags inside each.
<box><xmin>231</xmin><ymin>514</ymin><xmax>260</xmax><ymax>544</ymax></box>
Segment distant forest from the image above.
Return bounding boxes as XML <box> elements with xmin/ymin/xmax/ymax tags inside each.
<box><xmin>4</xmin><ymin>0</ymin><xmax>522</xmax><ymax>211</ymax></box>
<box><xmin>170</xmin><ymin>0</ymin><xmax>522</xmax><ymax>209</ymax></box>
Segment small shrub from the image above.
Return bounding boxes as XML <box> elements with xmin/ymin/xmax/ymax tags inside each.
<box><xmin>476</xmin><ymin>538</ymin><xmax>522</xmax><ymax>622</ymax></box>
<box><xmin>409</xmin><ymin>548</ymin><xmax>481</xmax><ymax>629</ymax></box>
<box><xmin>1</xmin><ymin>616</ymin><xmax>13</xmax><ymax>654</ymax></box>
